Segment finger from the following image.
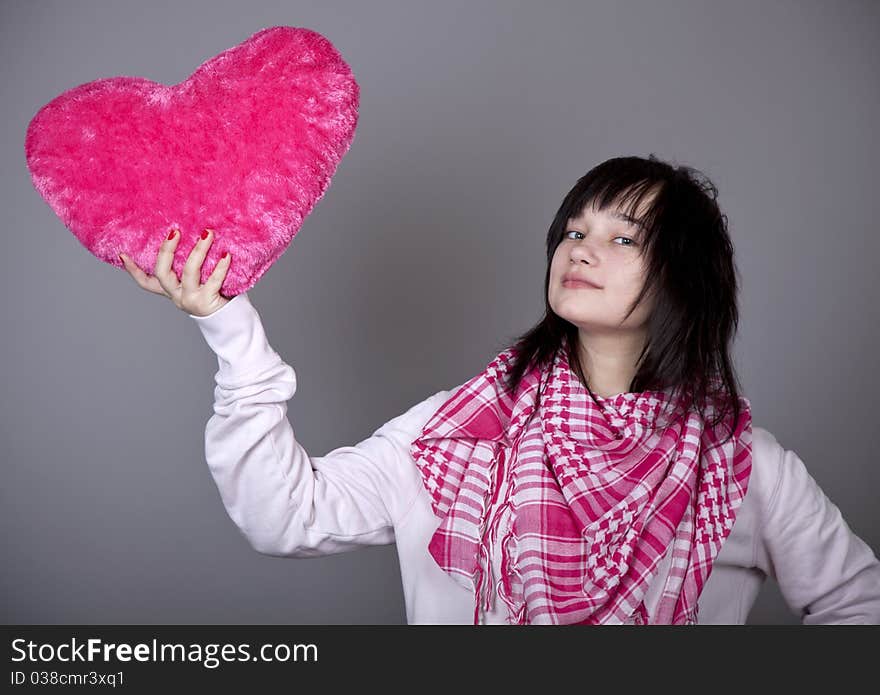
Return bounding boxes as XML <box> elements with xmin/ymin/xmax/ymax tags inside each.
<box><xmin>202</xmin><ymin>251</ymin><xmax>232</xmax><ymax>297</ymax></box>
<box><xmin>120</xmin><ymin>254</ymin><xmax>168</xmax><ymax>296</ymax></box>
<box><xmin>154</xmin><ymin>228</ymin><xmax>182</xmax><ymax>297</ymax></box>
<box><xmin>182</xmin><ymin>228</ymin><xmax>214</xmax><ymax>294</ymax></box>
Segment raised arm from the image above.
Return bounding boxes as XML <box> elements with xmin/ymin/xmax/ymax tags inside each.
<box><xmin>190</xmin><ymin>292</ymin><xmax>433</xmax><ymax>558</ymax></box>
<box><xmin>753</xmin><ymin>428</ymin><xmax>880</xmax><ymax>624</ymax></box>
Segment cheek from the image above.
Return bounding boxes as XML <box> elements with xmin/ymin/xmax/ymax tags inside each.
<box><xmin>548</xmin><ymin>254</ymin><xmax>565</xmax><ymax>290</ymax></box>
<box><xmin>618</xmin><ymin>261</ymin><xmax>648</xmax><ymax>292</ymax></box>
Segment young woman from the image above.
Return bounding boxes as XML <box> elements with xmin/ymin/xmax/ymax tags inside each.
<box><xmin>120</xmin><ymin>155</ymin><xmax>880</xmax><ymax>624</ymax></box>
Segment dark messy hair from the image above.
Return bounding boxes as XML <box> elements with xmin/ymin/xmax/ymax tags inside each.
<box><xmin>497</xmin><ymin>154</ymin><xmax>745</xmax><ymax>444</ymax></box>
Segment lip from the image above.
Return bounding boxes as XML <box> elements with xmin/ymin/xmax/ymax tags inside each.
<box><xmin>562</xmin><ymin>275</ymin><xmax>602</xmax><ymax>290</ymax></box>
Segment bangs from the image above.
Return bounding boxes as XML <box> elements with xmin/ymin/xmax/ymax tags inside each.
<box><xmin>561</xmin><ymin>167</ymin><xmax>667</xmax><ymax>246</ymax></box>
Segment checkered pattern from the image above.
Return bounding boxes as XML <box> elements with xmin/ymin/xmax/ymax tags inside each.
<box><xmin>410</xmin><ymin>339</ymin><xmax>752</xmax><ymax>625</ymax></box>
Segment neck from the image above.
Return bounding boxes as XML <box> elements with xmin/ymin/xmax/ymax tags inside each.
<box><xmin>574</xmin><ymin>328</ymin><xmax>648</xmax><ymax>398</ymax></box>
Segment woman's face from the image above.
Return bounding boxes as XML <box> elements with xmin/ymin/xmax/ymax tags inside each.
<box><xmin>548</xmin><ymin>200</ymin><xmax>655</xmax><ymax>334</ymax></box>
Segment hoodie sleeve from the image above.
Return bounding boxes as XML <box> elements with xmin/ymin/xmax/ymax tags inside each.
<box><xmin>753</xmin><ymin>428</ymin><xmax>880</xmax><ymax>624</ymax></box>
<box><xmin>189</xmin><ymin>292</ymin><xmax>435</xmax><ymax>558</ymax></box>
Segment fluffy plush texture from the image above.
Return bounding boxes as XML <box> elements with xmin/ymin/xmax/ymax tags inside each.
<box><xmin>25</xmin><ymin>26</ymin><xmax>359</xmax><ymax>296</ymax></box>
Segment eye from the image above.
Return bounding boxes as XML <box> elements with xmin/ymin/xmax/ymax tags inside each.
<box><xmin>565</xmin><ymin>230</ymin><xmax>637</xmax><ymax>246</ymax></box>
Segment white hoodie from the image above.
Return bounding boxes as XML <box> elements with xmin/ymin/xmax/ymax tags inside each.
<box><xmin>189</xmin><ymin>292</ymin><xmax>880</xmax><ymax>624</ymax></box>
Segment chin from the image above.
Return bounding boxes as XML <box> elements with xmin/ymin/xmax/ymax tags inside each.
<box><xmin>554</xmin><ymin>309</ymin><xmax>600</xmax><ymax>329</ymax></box>
<box><xmin>551</xmin><ymin>297</ymin><xmax>598</xmax><ymax>319</ymax></box>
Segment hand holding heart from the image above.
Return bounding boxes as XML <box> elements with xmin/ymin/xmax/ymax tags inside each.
<box><xmin>120</xmin><ymin>227</ymin><xmax>231</xmax><ymax>317</ymax></box>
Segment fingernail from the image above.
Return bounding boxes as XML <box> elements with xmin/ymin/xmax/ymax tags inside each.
<box><xmin>119</xmin><ymin>253</ymin><xmax>125</xmax><ymax>263</ymax></box>
<box><xmin>201</xmin><ymin>229</ymin><xmax>211</xmax><ymax>240</ymax></box>
<box><xmin>222</xmin><ymin>252</ymin><xmax>229</xmax><ymax>259</ymax></box>
<box><xmin>167</xmin><ymin>229</ymin><xmax>177</xmax><ymax>241</ymax></box>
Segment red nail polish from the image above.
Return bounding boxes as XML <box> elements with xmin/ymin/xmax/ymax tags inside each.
<box><xmin>167</xmin><ymin>229</ymin><xmax>176</xmax><ymax>241</ymax></box>
<box><xmin>222</xmin><ymin>252</ymin><xmax>229</xmax><ymax>259</ymax></box>
<box><xmin>201</xmin><ymin>229</ymin><xmax>210</xmax><ymax>240</ymax></box>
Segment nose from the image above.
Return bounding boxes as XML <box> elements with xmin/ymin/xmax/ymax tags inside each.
<box><xmin>569</xmin><ymin>238</ymin><xmax>597</xmax><ymax>265</ymax></box>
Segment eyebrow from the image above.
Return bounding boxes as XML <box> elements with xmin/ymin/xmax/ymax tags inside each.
<box><xmin>609</xmin><ymin>211</ymin><xmax>644</xmax><ymax>229</ymax></box>
<box><xmin>569</xmin><ymin>209</ymin><xmax>646</xmax><ymax>231</ymax></box>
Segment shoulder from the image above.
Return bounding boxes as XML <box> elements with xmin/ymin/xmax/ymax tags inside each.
<box><xmin>748</xmin><ymin>424</ymin><xmax>835</xmax><ymax>524</ymax></box>
<box><xmin>751</xmin><ymin>424</ymin><xmax>782</xmax><ymax>458</ymax></box>
<box><xmin>744</xmin><ymin>425</ymin><xmax>786</xmax><ymax>517</ymax></box>
<box><xmin>372</xmin><ymin>383</ymin><xmax>462</xmax><ymax>444</ymax></box>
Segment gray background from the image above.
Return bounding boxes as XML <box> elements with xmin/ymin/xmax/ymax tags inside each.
<box><xmin>2</xmin><ymin>0</ymin><xmax>878</xmax><ymax>624</ymax></box>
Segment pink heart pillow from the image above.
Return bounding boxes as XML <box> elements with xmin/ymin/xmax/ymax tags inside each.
<box><xmin>25</xmin><ymin>26</ymin><xmax>359</xmax><ymax>296</ymax></box>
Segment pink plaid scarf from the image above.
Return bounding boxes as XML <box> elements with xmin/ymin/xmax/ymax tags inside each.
<box><xmin>410</xmin><ymin>339</ymin><xmax>752</xmax><ymax>624</ymax></box>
